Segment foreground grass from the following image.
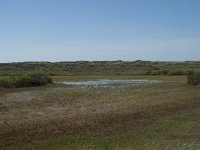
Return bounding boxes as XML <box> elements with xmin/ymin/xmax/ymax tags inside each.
<box><xmin>0</xmin><ymin>76</ymin><xmax>200</xmax><ymax>149</ymax></box>
<box><xmin>29</xmin><ymin>109</ymin><xmax>200</xmax><ymax>150</ymax></box>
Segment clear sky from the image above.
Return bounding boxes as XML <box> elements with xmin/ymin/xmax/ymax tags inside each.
<box><xmin>0</xmin><ymin>0</ymin><xmax>200</xmax><ymax>62</ymax></box>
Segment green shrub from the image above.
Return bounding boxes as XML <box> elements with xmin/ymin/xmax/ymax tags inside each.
<box><xmin>150</xmin><ymin>70</ymin><xmax>161</xmax><ymax>75</ymax></box>
<box><xmin>145</xmin><ymin>70</ymin><xmax>152</xmax><ymax>75</ymax></box>
<box><xmin>184</xmin><ymin>69</ymin><xmax>194</xmax><ymax>75</ymax></box>
<box><xmin>0</xmin><ymin>79</ymin><xmax>13</xmax><ymax>88</ymax></box>
<box><xmin>169</xmin><ymin>70</ymin><xmax>184</xmax><ymax>75</ymax></box>
<box><xmin>187</xmin><ymin>73</ymin><xmax>200</xmax><ymax>85</ymax></box>
<box><xmin>15</xmin><ymin>73</ymin><xmax>52</xmax><ymax>88</ymax></box>
<box><xmin>0</xmin><ymin>73</ymin><xmax>52</xmax><ymax>88</ymax></box>
<box><xmin>160</xmin><ymin>69</ymin><xmax>169</xmax><ymax>75</ymax></box>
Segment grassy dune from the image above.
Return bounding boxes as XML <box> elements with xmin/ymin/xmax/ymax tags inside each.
<box><xmin>1</xmin><ymin>76</ymin><xmax>200</xmax><ymax>149</ymax></box>
<box><xmin>1</xmin><ymin>61</ymin><xmax>200</xmax><ymax>76</ymax></box>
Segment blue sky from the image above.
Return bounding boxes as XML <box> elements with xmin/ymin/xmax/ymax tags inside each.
<box><xmin>0</xmin><ymin>0</ymin><xmax>200</xmax><ymax>62</ymax></box>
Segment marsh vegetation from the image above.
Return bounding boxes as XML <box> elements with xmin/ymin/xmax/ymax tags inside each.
<box><xmin>0</xmin><ymin>74</ymin><xmax>200</xmax><ymax>149</ymax></box>
<box><xmin>0</xmin><ymin>61</ymin><xmax>200</xmax><ymax>149</ymax></box>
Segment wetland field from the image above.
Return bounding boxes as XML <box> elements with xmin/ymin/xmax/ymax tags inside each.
<box><xmin>1</xmin><ymin>75</ymin><xmax>200</xmax><ymax>149</ymax></box>
<box><xmin>1</xmin><ymin>0</ymin><xmax>200</xmax><ymax>149</ymax></box>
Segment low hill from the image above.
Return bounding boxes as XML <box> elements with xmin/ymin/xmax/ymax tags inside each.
<box><xmin>0</xmin><ymin>60</ymin><xmax>200</xmax><ymax>76</ymax></box>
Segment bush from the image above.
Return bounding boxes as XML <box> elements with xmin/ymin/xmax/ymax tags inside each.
<box><xmin>187</xmin><ymin>73</ymin><xmax>200</xmax><ymax>85</ymax></box>
<box><xmin>150</xmin><ymin>70</ymin><xmax>161</xmax><ymax>75</ymax></box>
<box><xmin>160</xmin><ymin>69</ymin><xmax>169</xmax><ymax>75</ymax></box>
<box><xmin>169</xmin><ymin>70</ymin><xmax>184</xmax><ymax>75</ymax></box>
<box><xmin>145</xmin><ymin>70</ymin><xmax>152</xmax><ymax>75</ymax></box>
<box><xmin>15</xmin><ymin>73</ymin><xmax>52</xmax><ymax>88</ymax></box>
<box><xmin>0</xmin><ymin>79</ymin><xmax>13</xmax><ymax>88</ymax></box>
<box><xmin>0</xmin><ymin>73</ymin><xmax>52</xmax><ymax>88</ymax></box>
<box><xmin>184</xmin><ymin>69</ymin><xmax>194</xmax><ymax>75</ymax></box>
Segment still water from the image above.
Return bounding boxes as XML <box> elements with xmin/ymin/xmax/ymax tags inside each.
<box><xmin>63</xmin><ymin>79</ymin><xmax>161</xmax><ymax>86</ymax></box>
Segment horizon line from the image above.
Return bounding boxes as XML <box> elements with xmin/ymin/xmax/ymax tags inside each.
<box><xmin>1</xmin><ymin>60</ymin><xmax>200</xmax><ymax>64</ymax></box>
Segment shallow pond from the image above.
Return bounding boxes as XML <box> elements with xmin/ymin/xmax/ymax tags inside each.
<box><xmin>63</xmin><ymin>79</ymin><xmax>161</xmax><ymax>86</ymax></box>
